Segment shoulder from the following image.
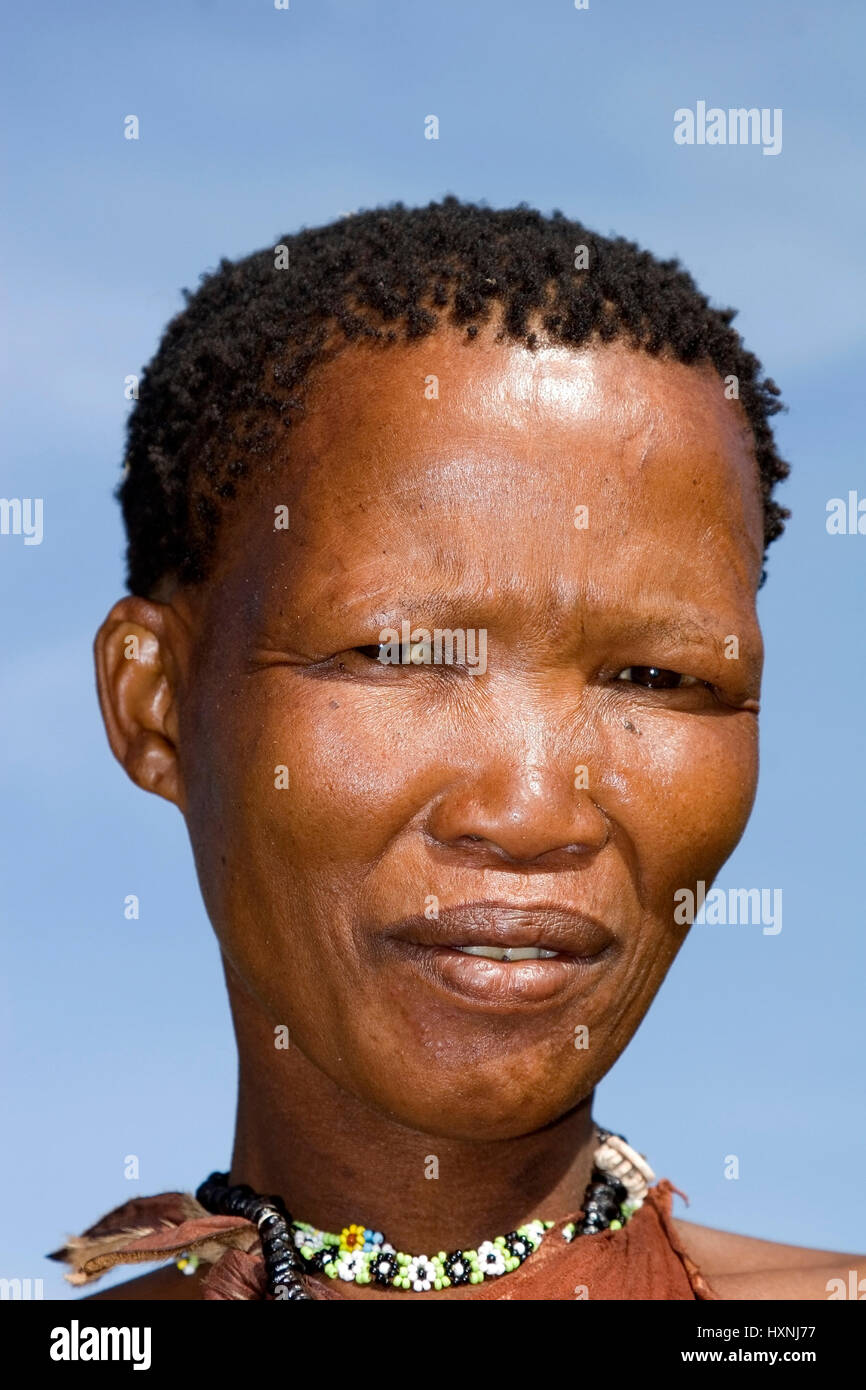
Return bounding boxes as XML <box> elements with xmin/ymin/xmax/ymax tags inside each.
<box><xmin>671</xmin><ymin>1217</ymin><xmax>866</xmax><ymax>1300</ymax></box>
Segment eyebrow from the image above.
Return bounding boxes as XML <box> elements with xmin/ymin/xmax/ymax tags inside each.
<box><xmin>623</xmin><ymin>614</ymin><xmax>725</xmax><ymax>647</ymax></box>
<box><xmin>332</xmin><ymin>586</ymin><xmax>735</xmax><ymax>651</ymax></box>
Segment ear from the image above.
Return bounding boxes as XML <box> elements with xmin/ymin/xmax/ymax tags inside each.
<box><xmin>94</xmin><ymin>597</ymin><xmax>188</xmax><ymax>810</ymax></box>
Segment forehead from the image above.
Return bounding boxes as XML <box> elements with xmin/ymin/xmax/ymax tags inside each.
<box><xmin>220</xmin><ymin>331</ymin><xmax>764</xmax><ymax>616</ymax></box>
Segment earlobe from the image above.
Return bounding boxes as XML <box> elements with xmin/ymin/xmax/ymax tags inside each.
<box><xmin>94</xmin><ymin>597</ymin><xmax>187</xmax><ymax>810</ymax></box>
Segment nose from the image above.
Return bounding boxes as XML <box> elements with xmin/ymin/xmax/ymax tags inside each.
<box><xmin>425</xmin><ymin>715</ymin><xmax>609</xmax><ymax>868</ymax></box>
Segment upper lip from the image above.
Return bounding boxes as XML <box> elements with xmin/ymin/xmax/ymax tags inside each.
<box><xmin>386</xmin><ymin>901</ymin><xmax>614</xmax><ymax>958</ymax></box>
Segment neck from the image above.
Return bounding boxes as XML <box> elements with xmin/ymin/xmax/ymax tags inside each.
<box><xmin>224</xmin><ymin>959</ymin><xmax>599</xmax><ymax>1252</ymax></box>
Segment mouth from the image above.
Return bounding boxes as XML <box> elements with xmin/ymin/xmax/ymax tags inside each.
<box><xmin>382</xmin><ymin>902</ymin><xmax>615</xmax><ymax>1010</ymax></box>
<box><xmin>450</xmin><ymin>944</ymin><xmax>560</xmax><ymax>961</ymax></box>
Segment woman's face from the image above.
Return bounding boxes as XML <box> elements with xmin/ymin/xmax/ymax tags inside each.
<box><xmin>176</xmin><ymin>332</ymin><xmax>764</xmax><ymax>1140</ymax></box>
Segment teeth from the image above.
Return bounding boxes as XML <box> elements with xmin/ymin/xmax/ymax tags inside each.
<box><xmin>453</xmin><ymin>945</ymin><xmax>559</xmax><ymax>961</ymax></box>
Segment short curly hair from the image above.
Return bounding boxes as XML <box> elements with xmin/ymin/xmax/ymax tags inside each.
<box><xmin>119</xmin><ymin>195</ymin><xmax>790</xmax><ymax>596</ymax></box>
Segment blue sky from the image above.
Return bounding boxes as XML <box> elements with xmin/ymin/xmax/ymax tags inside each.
<box><xmin>2</xmin><ymin>0</ymin><xmax>865</xmax><ymax>1295</ymax></box>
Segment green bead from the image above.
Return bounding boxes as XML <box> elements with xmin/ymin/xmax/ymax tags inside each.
<box><xmin>300</xmin><ymin>1245</ymin><xmax>314</xmax><ymax>1259</ymax></box>
<box><xmin>326</xmin><ymin>1265</ymin><xmax>338</xmax><ymax>1278</ymax></box>
<box><xmin>609</xmin><ymin>1219</ymin><xmax>622</xmax><ymax>1230</ymax></box>
<box><xmin>437</xmin><ymin>1251</ymin><xmax>447</xmax><ymax>1261</ymax></box>
<box><xmin>470</xmin><ymin>1271</ymin><xmax>483</xmax><ymax>1284</ymax></box>
<box><xmin>434</xmin><ymin>1278</ymin><xmax>443</xmax><ymax>1290</ymax></box>
<box><xmin>494</xmin><ymin>1236</ymin><xmax>506</xmax><ymax>1247</ymax></box>
<box><xmin>441</xmin><ymin>1276</ymin><xmax>451</xmax><ymax>1288</ymax></box>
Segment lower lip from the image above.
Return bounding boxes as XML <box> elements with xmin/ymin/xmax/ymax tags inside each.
<box><xmin>390</xmin><ymin>942</ymin><xmax>612</xmax><ymax>1008</ymax></box>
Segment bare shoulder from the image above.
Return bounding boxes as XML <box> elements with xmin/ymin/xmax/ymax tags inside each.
<box><xmin>672</xmin><ymin>1217</ymin><xmax>866</xmax><ymax>1300</ymax></box>
<box><xmin>83</xmin><ymin>1264</ymin><xmax>206</xmax><ymax>1301</ymax></box>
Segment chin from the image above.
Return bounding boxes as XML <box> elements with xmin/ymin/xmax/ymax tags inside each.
<box><xmin>346</xmin><ymin>1052</ymin><xmax>600</xmax><ymax>1142</ymax></box>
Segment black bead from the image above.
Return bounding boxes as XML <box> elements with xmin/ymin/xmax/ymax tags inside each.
<box><xmin>262</xmin><ymin>1226</ymin><xmax>292</xmax><ymax>1250</ymax></box>
<box><xmin>443</xmin><ymin>1251</ymin><xmax>471</xmax><ymax>1285</ymax></box>
<box><xmin>225</xmin><ymin>1187</ymin><xmax>256</xmax><ymax>1217</ymax></box>
<box><xmin>267</xmin><ymin>1258</ymin><xmax>300</xmax><ymax>1287</ymax></box>
<box><xmin>369</xmin><ymin>1251</ymin><xmax>399</xmax><ymax>1285</ymax></box>
<box><xmin>263</xmin><ymin>1238</ymin><xmax>295</xmax><ymax>1265</ymax></box>
<box><xmin>268</xmin><ymin>1265</ymin><xmax>306</xmax><ymax>1293</ymax></box>
<box><xmin>195</xmin><ymin>1173</ymin><xmax>230</xmax><ymax>1209</ymax></box>
<box><xmin>267</xmin><ymin>1250</ymin><xmax>297</xmax><ymax>1272</ymax></box>
<box><xmin>503</xmin><ymin>1231</ymin><xmax>532</xmax><ymax>1264</ymax></box>
<box><xmin>309</xmin><ymin>1245</ymin><xmax>340</xmax><ymax>1273</ymax></box>
<box><xmin>258</xmin><ymin>1211</ymin><xmax>285</xmax><ymax>1237</ymax></box>
<box><xmin>260</xmin><ymin>1216</ymin><xmax>290</xmax><ymax>1240</ymax></box>
<box><xmin>595</xmin><ymin>1198</ymin><xmax>620</xmax><ymax>1220</ymax></box>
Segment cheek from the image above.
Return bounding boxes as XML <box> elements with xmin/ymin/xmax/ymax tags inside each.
<box><xmin>181</xmin><ymin>677</ymin><xmax>431</xmax><ymax>970</ymax></box>
<box><xmin>234</xmin><ymin>680</ymin><xmax>453</xmax><ymax>865</ymax></box>
<box><xmin>186</xmin><ymin>676</ymin><xmax>400</xmax><ymax>846</ymax></box>
<box><xmin>598</xmin><ymin>708</ymin><xmax>759</xmax><ymax>908</ymax></box>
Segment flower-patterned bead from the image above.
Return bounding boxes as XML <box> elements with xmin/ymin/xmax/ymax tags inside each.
<box><xmin>477</xmin><ymin>1241</ymin><xmax>507</xmax><ymax>1277</ymax></box>
<box><xmin>503</xmin><ymin>1231</ymin><xmax>533</xmax><ymax>1263</ymax></box>
<box><xmin>340</xmin><ymin>1223</ymin><xmax>367</xmax><ymax>1252</ymax></box>
<box><xmin>369</xmin><ymin>1250</ymin><xmax>400</xmax><ymax>1286</ymax></box>
<box><xmin>443</xmin><ymin>1251</ymin><xmax>471</xmax><ymax>1286</ymax></box>
<box><xmin>337</xmin><ymin>1250</ymin><xmax>368</xmax><ymax>1282</ymax></box>
<box><xmin>405</xmin><ymin>1255</ymin><xmax>437</xmax><ymax>1291</ymax></box>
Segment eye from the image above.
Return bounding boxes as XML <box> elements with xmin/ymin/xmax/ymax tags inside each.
<box><xmin>615</xmin><ymin>666</ymin><xmax>700</xmax><ymax>690</ymax></box>
<box><xmin>332</xmin><ymin>643</ymin><xmax>392</xmax><ymax>672</ymax></box>
<box><xmin>349</xmin><ymin>641</ymin><xmax>434</xmax><ymax>665</ymax></box>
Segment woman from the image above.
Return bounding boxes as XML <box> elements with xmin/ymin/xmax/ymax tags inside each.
<box><xmin>56</xmin><ymin>197</ymin><xmax>864</xmax><ymax>1300</ymax></box>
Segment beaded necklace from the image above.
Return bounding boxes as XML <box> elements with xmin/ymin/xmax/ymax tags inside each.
<box><xmin>191</xmin><ymin>1127</ymin><xmax>654</xmax><ymax>1299</ymax></box>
